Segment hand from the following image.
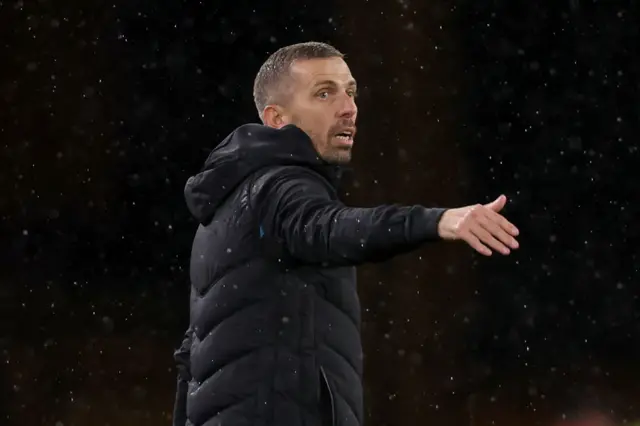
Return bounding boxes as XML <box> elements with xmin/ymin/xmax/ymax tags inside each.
<box><xmin>437</xmin><ymin>195</ymin><xmax>519</xmax><ymax>256</ymax></box>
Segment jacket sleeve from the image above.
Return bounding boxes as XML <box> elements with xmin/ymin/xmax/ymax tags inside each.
<box><xmin>172</xmin><ymin>327</ymin><xmax>193</xmax><ymax>426</ymax></box>
<box><xmin>258</xmin><ymin>166</ymin><xmax>447</xmax><ymax>266</ymax></box>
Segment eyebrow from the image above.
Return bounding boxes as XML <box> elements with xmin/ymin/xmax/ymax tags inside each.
<box><xmin>313</xmin><ymin>79</ymin><xmax>358</xmax><ymax>88</ymax></box>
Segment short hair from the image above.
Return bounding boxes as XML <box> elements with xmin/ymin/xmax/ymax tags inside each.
<box><xmin>253</xmin><ymin>42</ymin><xmax>344</xmax><ymax>121</ymax></box>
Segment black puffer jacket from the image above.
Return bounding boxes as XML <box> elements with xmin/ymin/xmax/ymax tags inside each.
<box><xmin>173</xmin><ymin>124</ymin><xmax>445</xmax><ymax>426</ymax></box>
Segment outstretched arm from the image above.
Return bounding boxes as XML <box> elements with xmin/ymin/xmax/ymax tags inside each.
<box><xmin>258</xmin><ymin>167</ymin><xmax>446</xmax><ymax>266</ymax></box>
<box><xmin>258</xmin><ymin>167</ymin><xmax>520</xmax><ymax>265</ymax></box>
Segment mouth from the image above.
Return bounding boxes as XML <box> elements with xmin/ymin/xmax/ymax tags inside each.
<box><xmin>333</xmin><ymin>129</ymin><xmax>355</xmax><ymax>146</ymax></box>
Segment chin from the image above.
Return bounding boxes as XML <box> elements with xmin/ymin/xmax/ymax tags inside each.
<box><xmin>339</xmin><ymin>151</ymin><xmax>353</xmax><ymax>164</ymax></box>
<box><xmin>324</xmin><ymin>151</ymin><xmax>352</xmax><ymax>165</ymax></box>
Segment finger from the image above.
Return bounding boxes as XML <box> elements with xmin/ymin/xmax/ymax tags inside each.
<box><xmin>484</xmin><ymin>194</ymin><xmax>507</xmax><ymax>213</ymax></box>
<box><xmin>460</xmin><ymin>229</ymin><xmax>492</xmax><ymax>256</ymax></box>
<box><xmin>476</xmin><ymin>211</ymin><xmax>519</xmax><ymax>249</ymax></box>
<box><xmin>482</xmin><ymin>207</ymin><xmax>520</xmax><ymax>237</ymax></box>
<box><xmin>470</xmin><ymin>223</ymin><xmax>511</xmax><ymax>255</ymax></box>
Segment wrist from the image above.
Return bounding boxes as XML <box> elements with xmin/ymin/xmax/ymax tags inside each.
<box><xmin>409</xmin><ymin>206</ymin><xmax>447</xmax><ymax>242</ymax></box>
<box><xmin>436</xmin><ymin>209</ymin><xmax>456</xmax><ymax>240</ymax></box>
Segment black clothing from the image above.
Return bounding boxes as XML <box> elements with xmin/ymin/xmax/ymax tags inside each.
<box><xmin>174</xmin><ymin>124</ymin><xmax>445</xmax><ymax>426</ymax></box>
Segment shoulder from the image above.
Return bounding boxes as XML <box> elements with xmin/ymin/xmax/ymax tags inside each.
<box><xmin>252</xmin><ymin>165</ymin><xmax>333</xmax><ymax>194</ymax></box>
<box><xmin>248</xmin><ymin>165</ymin><xmax>336</xmax><ymax>207</ymax></box>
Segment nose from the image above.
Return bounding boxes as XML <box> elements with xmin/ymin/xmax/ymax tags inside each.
<box><xmin>337</xmin><ymin>92</ymin><xmax>357</xmax><ymax>120</ymax></box>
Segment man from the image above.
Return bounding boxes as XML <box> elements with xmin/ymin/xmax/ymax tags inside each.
<box><xmin>173</xmin><ymin>42</ymin><xmax>519</xmax><ymax>426</ymax></box>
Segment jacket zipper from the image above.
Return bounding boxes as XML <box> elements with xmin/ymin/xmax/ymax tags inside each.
<box><xmin>319</xmin><ymin>366</ymin><xmax>336</xmax><ymax>426</ymax></box>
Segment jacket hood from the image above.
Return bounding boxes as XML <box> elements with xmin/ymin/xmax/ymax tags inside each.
<box><xmin>184</xmin><ymin>123</ymin><xmax>343</xmax><ymax>224</ymax></box>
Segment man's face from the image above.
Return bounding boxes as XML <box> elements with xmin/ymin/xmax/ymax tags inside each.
<box><xmin>276</xmin><ymin>57</ymin><xmax>358</xmax><ymax>164</ymax></box>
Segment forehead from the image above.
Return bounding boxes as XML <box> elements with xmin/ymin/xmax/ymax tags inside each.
<box><xmin>288</xmin><ymin>57</ymin><xmax>355</xmax><ymax>86</ymax></box>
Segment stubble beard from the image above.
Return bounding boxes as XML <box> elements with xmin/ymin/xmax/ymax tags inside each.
<box><xmin>322</xmin><ymin>141</ymin><xmax>352</xmax><ymax>165</ymax></box>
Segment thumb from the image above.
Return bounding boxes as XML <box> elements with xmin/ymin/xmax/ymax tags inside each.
<box><xmin>485</xmin><ymin>194</ymin><xmax>507</xmax><ymax>212</ymax></box>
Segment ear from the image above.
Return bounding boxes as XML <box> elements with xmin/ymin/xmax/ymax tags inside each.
<box><xmin>262</xmin><ymin>105</ymin><xmax>289</xmax><ymax>129</ymax></box>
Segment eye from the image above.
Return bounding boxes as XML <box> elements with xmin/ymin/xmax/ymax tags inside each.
<box><xmin>347</xmin><ymin>89</ymin><xmax>358</xmax><ymax>98</ymax></box>
<box><xmin>317</xmin><ymin>90</ymin><xmax>330</xmax><ymax>99</ymax></box>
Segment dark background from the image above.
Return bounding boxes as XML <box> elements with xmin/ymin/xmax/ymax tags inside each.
<box><xmin>2</xmin><ymin>0</ymin><xmax>639</xmax><ymax>424</ymax></box>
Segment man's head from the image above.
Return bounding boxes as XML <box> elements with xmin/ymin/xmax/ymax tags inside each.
<box><xmin>253</xmin><ymin>42</ymin><xmax>358</xmax><ymax>164</ymax></box>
